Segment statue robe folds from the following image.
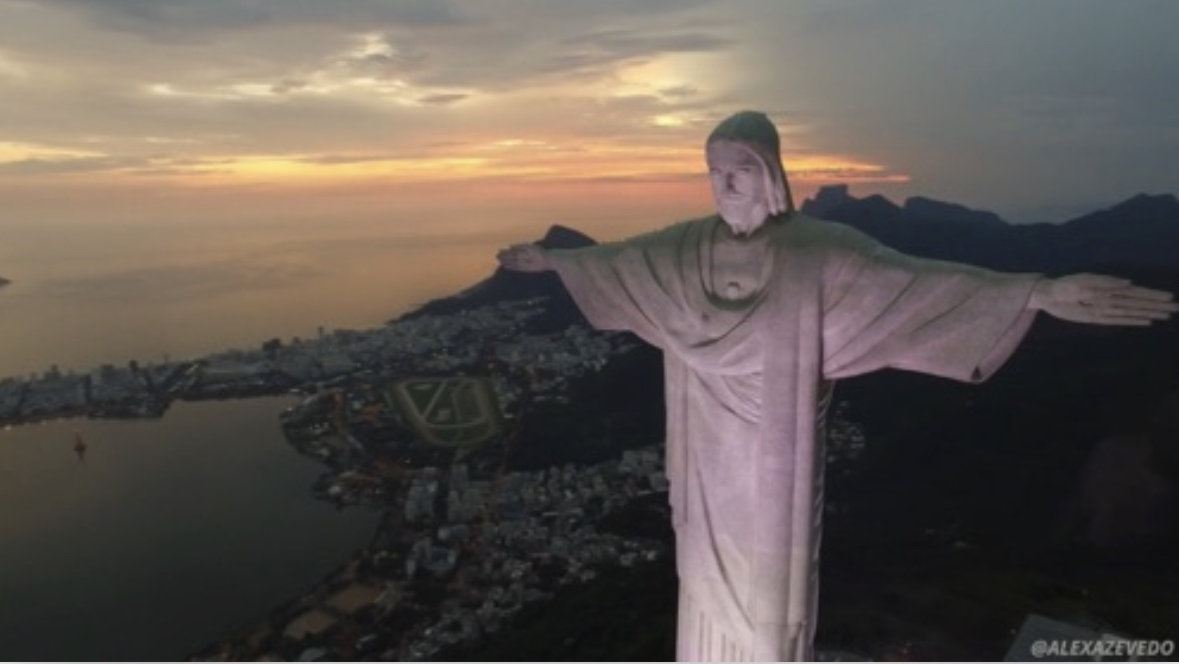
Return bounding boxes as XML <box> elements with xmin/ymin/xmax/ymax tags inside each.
<box><xmin>546</xmin><ymin>214</ymin><xmax>1040</xmax><ymax>662</ymax></box>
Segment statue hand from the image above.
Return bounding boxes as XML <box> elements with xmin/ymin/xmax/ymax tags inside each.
<box><xmin>1030</xmin><ymin>274</ymin><xmax>1178</xmax><ymax>326</ymax></box>
<box><xmin>497</xmin><ymin>243</ymin><xmax>552</xmax><ymax>273</ymax></box>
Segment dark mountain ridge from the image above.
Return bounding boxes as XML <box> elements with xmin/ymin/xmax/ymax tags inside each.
<box><xmin>802</xmin><ymin>185</ymin><xmax>1179</xmax><ymax>275</ymax></box>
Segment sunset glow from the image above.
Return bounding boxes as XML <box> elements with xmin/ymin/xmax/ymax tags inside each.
<box><xmin>1</xmin><ymin>0</ymin><xmax>1175</xmax><ymax>228</ymax></box>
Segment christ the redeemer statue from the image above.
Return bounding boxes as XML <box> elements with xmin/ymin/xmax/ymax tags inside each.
<box><xmin>497</xmin><ymin>111</ymin><xmax>1177</xmax><ymax>662</ymax></box>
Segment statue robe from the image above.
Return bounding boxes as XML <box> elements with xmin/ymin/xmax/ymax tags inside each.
<box><xmin>546</xmin><ymin>213</ymin><xmax>1040</xmax><ymax>662</ymax></box>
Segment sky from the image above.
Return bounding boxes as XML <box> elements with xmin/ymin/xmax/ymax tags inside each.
<box><xmin>2</xmin><ymin>0</ymin><xmax>1179</xmax><ymax>233</ymax></box>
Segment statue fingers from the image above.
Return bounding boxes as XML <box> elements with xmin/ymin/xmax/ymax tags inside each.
<box><xmin>1071</xmin><ymin>306</ymin><xmax>1130</xmax><ymax>325</ymax></box>
<box><xmin>1095</xmin><ymin>309</ymin><xmax>1171</xmax><ymax>323</ymax></box>
<box><xmin>1096</xmin><ymin>313</ymin><xmax>1155</xmax><ymax>326</ymax></box>
<box><xmin>1053</xmin><ymin>297</ymin><xmax>1169</xmax><ymax>326</ymax></box>
<box><xmin>1105</xmin><ymin>298</ymin><xmax>1179</xmax><ymax>316</ymax></box>
<box><xmin>1119</xmin><ymin>285</ymin><xmax>1177</xmax><ymax>302</ymax></box>
<box><xmin>1076</xmin><ymin>287</ymin><xmax>1175</xmax><ymax>308</ymax></box>
<box><xmin>1081</xmin><ymin>302</ymin><xmax>1166</xmax><ymax>325</ymax></box>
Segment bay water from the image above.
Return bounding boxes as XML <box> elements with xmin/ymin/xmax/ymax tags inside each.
<box><xmin>0</xmin><ymin>215</ymin><xmax>512</xmax><ymax>660</ymax></box>
<box><xmin>0</xmin><ymin>205</ymin><xmax>667</xmax><ymax>660</ymax></box>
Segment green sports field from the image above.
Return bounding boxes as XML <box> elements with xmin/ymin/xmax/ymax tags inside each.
<box><xmin>384</xmin><ymin>377</ymin><xmax>502</xmax><ymax>449</ymax></box>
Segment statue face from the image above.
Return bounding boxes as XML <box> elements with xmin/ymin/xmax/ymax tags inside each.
<box><xmin>706</xmin><ymin>140</ymin><xmax>771</xmax><ymax>236</ymax></box>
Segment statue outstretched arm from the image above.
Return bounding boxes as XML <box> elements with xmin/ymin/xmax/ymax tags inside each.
<box><xmin>1028</xmin><ymin>274</ymin><xmax>1178</xmax><ymax>326</ymax></box>
<box><xmin>497</xmin><ymin>243</ymin><xmax>552</xmax><ymax>272</ymax></box>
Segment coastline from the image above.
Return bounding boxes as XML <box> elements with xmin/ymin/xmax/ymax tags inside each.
<box><xmin>0</xmin><ymin>290</ymin><xmax>661</xmax><ymax>661</ymax></box>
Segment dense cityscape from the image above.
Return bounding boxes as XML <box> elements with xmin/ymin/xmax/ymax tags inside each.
<box><xmin>0</xmin><ymin>291</ymin><xmax>878</xmax><ymax>661</ymax></box>
<box><xmin>0</xmin><ymin>299</ymin><xmax>604</xmax><ymax>426</ymax></box>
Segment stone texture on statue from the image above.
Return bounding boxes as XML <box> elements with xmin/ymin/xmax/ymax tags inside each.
<box><xmin>547</xmin><ymin>211</ymin><xmax>1040</xmax><ymax>661</ymax></box>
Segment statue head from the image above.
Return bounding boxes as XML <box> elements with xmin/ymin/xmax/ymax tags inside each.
<box><xmin>705</xmin><ymin>111</ymin><xmax>794</xmax><ymax>236</ymax></box>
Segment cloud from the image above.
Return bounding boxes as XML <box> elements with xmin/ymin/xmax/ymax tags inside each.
<box><xmin>0</xmin><ymin>1</ymin><xmax>737</xmax><ymax>154</ymax></box>
<box><xmin>124</xmin><ymin>166</ymin><xmax>232</xmax><ymax>177</ymax></box>
<box><xmin>416</xmin><ymin>93</ymin><xmax>469</xmax><ymax>106</ymax></box>
<box><xmin>0</xmin><ymin>155</ymin><xmax>147</xmax><ymax>175</ymax></box>
<box><xmin>0</xmin><ymin>47</ymin><xmax>31</xmax><ymax>79</ymax></box>
<box><xmin>29</xmin><ymin>0</ymin><xmax>478</xmax><ymax>40</ymax></box>
<box><xmin>269</xmin><ymin>79</ymin><xmax>308</xmax><ymax>95</ymax></box>
<box><xmin>0</xmin><ymin>147</ymin><xmax>242</xmax><ymax>178</ymax></box>
<box><xmin>330</xmin><ymin>32</ymin><xmax>431</xmax><ymax>80</ymax></box>
<box><xmin>39</xmin><ymin>254</ymin><xmax>326</xmax><ymax>303</ymax></box>
<box><xmin>295</xmin><ymin>153</ymin><xmax>410</xmax><ymax>166</ymax></box>
<box><xmin>797</xmin><ymin>1</ymin><xmax>918</xmax><ymax>36</ymax></box>
<box><xmin>573</xmin><ymin>173</ymin><xmax>699</xmax><ymax>185</ymax></box>
<box><xmin>3</xmin><ymin>0</ymin><xmax>1179</xmax><ymax>213</ymax></box>
<box><xmin>560</xmin><ymin>28</ymin><xmax>731</xmax><ymax>55</ymax></box>
<box><xmin>659</xmin><ymin>84</ymin><xmax>700</xmax><ymax>98</ymax></box>
<box><xmin>788</xmin><ymin>167</ymin><xmax>910</xmax><ymax>185</ymax></box>
<box><xmin>408</xmin><ymin>28</ymin><xmax>734</xmax><ymax>92</ymax></box>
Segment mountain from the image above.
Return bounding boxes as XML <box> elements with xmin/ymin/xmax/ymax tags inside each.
<box><xmin>395</xmin><ymin>224</ymin><xmax>595</xmax><ymax>330</ymax></box>
<box><xmin>801</xmin><ymin>185</ymin><xmax>1179</xmax><ymax>275</ymax></box>
<box><xmin>1055</xmin><ymin>193</ymin><xmax>1179</xmax><ymax>273</ymax></box>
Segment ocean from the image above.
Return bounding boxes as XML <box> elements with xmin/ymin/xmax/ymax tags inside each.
<box><xmin>0</xmin><ymin>214</ymin><xmax>513</xmax><ymax>660</ymax></box>
<box><xmin>0</xmin><ymin>396</ymin><xmax>375</xmax><ymax>660</ymax></box>
<box><xmin>0</xmin><ymin>206</ymin><xmax>672</xmax><ymax>659</ymax></box>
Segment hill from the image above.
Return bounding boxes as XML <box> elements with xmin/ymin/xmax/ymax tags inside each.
<box><xmin>395</xmin><ymin>225</ymin><xmax>595</xmax><ymax>332</ymax></box>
